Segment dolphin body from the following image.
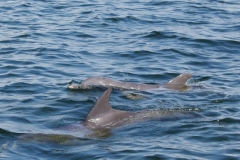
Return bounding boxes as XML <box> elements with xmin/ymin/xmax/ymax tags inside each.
<box><xmin>18</xmin><ymin>87</ymin><xmax>203</xmax><ymax>143</ymax></box>
<box><xmin>68</xmin><ymin>73</ymin><xmax>192</xmax><ymax>91</ymax></box>
<box><xmin>82</xmin><ymin>88</ymin><xmax>202</xmax><ymax>129</ymax></box>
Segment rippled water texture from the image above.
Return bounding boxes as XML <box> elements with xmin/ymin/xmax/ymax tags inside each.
<box><xmin>1</xmin><ymin>0</ymin><xmax>240</xmax><ymax>159</ymax></box>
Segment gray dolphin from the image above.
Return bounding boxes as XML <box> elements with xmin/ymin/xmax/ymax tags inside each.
<box><xmin>18</xmin><ymin>87</ymin><xmax>203</xmax><ymax>143</ymax></box>
<box><xmin>82</xmin><ymin>88</ymin><xmax>202</xmax><ymax>129</ymax></box>
<box><xmin>68</xmin><ymin>73</ymin><xmax>192</xmax><ymax>91</ymax></box>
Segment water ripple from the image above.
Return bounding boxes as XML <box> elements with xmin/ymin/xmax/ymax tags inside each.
<box><xmin>1</xmin><ymin>0</ymin><xmax>240</xmax><ymax>159</ymax></box>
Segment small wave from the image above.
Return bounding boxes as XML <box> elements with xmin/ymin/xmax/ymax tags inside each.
<box><xmin>13</xmin><ymin>34</ymin><xmax>32</xmax><ymax>39</ymax></box>
<box><xmin>143</xmin><ymin>31</ymin><xmax>178</xmax><ymax>39</ymax></box>
<box><xmin>0</xmin><ymin>128</ymin><xmax>13</xmax><ymax>135</ymax></box>
<box><xmin>104</xmin><ymin>15</ymin><xmax>138</xmax><ymax>23</ymax></box>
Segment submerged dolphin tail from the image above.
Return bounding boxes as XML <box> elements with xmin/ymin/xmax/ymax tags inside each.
<box><xmin>163</xmin><ymin>73</ymin><xmax>192</xmax><ymax>90</ymax></box>
<box><xmin>84</xmin><ymin>88</ymin><xmax>113</xmax><ymax>121</ymax></box>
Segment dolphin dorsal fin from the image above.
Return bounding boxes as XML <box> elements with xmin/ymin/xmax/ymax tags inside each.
<box><xmin>166</xmin><ymin>73</ymin><xmax>192</xmax><ymax>85</ymax></box>
<box><xmin>164</xmin><ymin>73</ymin><xmax>192</xmax><ymax>90</ymax></box>
<box><xmin>85</xmin><ymin>88</ymin><xmax>113</xmax><ymax>121</ymax></box>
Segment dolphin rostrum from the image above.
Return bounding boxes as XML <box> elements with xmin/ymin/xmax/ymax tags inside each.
<box><xmin>68</xmin><ymin>73</ymin><xmax>192</xmax><ymax>91</ymax></box>
<box><xmin>82</xmin><ymin>88</ymin><xmax>202</xmax><ymax>129</ymax></box>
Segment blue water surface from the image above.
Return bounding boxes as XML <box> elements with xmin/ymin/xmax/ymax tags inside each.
<box><xmin>1</xmin><ymin>0</ymin><xmax>240</xmax><ymax>159</ymax></box>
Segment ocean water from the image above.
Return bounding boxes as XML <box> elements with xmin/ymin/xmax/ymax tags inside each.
<box><xmin>1</xmin><ymin>0</ymin><xmax>240</xmax><ymax>159</ymax></box>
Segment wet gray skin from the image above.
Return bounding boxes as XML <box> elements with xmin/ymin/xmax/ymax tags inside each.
<box><xmin>68</xmin><ymin>73</ymin><xmax>192</xmax><ymax>91</ymax></box>
<box><xmin>18</xmin><ymin>87</ymin><xmax>203</xmax><ymax>144</ymax></box>
<box><xmin>82</xmin><ymin>88</ymin><xmax>203</xmax><ymax>129</ymax></box>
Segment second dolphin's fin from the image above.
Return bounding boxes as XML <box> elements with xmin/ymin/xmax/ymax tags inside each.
<box><xmin>163</xmin><ymin>73</ymin><xmax>192</xmax><ymax>90</ymax></box>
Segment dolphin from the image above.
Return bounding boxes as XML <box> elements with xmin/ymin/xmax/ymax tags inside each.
<box><xmin>18</xmin><ymin>87</ymin><xmax>203</xmax><ymax>143</ymax></box>
<box><xmin>82</xmin><ymin>88</ymin><xmax>202</xmax><ymax>129</ymax></box>
<box><xmin>68</xmin><ymin>73</ymin><xmax>192</xmax><ymax>91</ymax></box>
